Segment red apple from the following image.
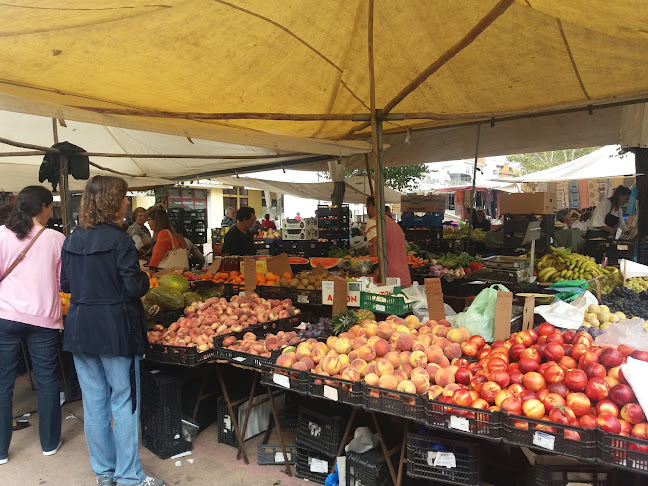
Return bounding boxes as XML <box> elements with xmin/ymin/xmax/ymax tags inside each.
<box><xmin>454</xmin><ymin>367</ymin><xmax>473</xmax><ymax>385</ymax></box>
<box><xmin>542</xmin><ymin>364</ymin><xmax>565</xmax><ymax>385</ymax></box>
<box><xmin>468</xmin><ymin>334</ymin><xmax>485</xmax><ymax>349</ymax></box>
<box><xmin>543</xmin><ymin>343</ymin><xmax>565</xmax><ymax>362</ymax></box>
<box><xmin>508</xmin><ymin>343</ymin><xmax>526</xmax><ymax>361</ymax></box>
<box><xmin>520</xmin><ymin>348</ymin><xmax>541</xmax><ymax>364</ymax></box>
<box><xmin>579</xmin><ymin>414</ymin><xmax>597</xmax><ymax>429</ymax></box>
<box><xmin>509</xmin><ymin>370</ymin><xmax>523</xmax><ymax>385</ymax></box>
<box><xmin>564</xmin><ymin>369</ymin><xmax>588</xmax><ymax>392</ymax></box>
<box><xmin>546</xmin><ymin>332</ymin><xmax>565</xmax><ymax>346</ymax></box>
<box><xmin>518</xmin><ymin>357</ymin><xmax>540</xmax><ymax>374</ymax></box>
<box><xmin>477</xmin><ymin>348</ymin><xmax>492</xmax><ymax>361</ymax></box>
<box><xmin>597</xmin><ymin>413</ymin><xmax>622</xmax><ymax>434</ymax></box>
<box><xmin>585</xmin><ymin>377</ymin><xmax>610</xmax><ymax>401</ymax></box>
<box><xmin>501</xmin><ymin>397</ymin><xmax>522</xmax><ymax>415</ymax></box>
<box><xmin>550</xmin><ymin>405</ymin><xmax>577</xmax><ymax>425</ymax></box>
<box><xmin>543</xmin><ymin>393</ymin><xmax>566</xmax><ymax>413</ymax></box>
<box><xmin>609</xmin><ymin>384</ymin><xmax>636</xmax><ymax>407</ymax></box>
<box><xmin>562</xmin><ymin>330</ymin><xmax>576</xmax><ymax>344</ymax></box>
<box><xmin>548</xmin><ymin>382</ymin><xmax>569</xmax><ymax>398</ymax></box>
<box><xmin>566</xmin><ymin>392</ymin><xmax>591</xmax><ymax>417</ymax></box>
<box><xmin>583</xmin><ymin>362</ymin><xmax>606</xmax><ymax>380</ymax></box>
<box><xmin>578</xmin><ymin>350</ymin><xmax>600</xmax><ymax>368</ymax></box>
<box><xmin>522</xmin><ymin>398</ymin><xmax>545</xmax><ymax>419</ymax></box>
<box><xmin>489</xmin><ymin>371</ymin><xmax>510</xmax><ymax>388</ymax></box>
<box><xmin>621</xmin><ymin>403</ymin><xmax>647</xmax><ymax>425</ymax></box>
<box><xmin>570</xmin><ymin>344</ymin><xmax>589</xmax><ymax>362</ymax></box>
<box><xmin>480</xmin><ymin>381</ymin><xmax>502</xmax><ymax>404</ymax></box>
<box><xmin>558</xmin><ymin>356</ymin><xmax>577</xmax><ymax>371</ymax></box>
<box><xmin>599</xmin><ymin>347</ymin><xmax>624</xmax><ymax>369</ymax></box>
<box><xmin>537</xmin><ymin>323</ymin><xmax>555</xmax><ymax>336</ymax></box>
<box><xmin>523</xmin><ymin>372</ymin><xmax>546</xmax><ymax>392</ymax></box>
<box><xmin>595</xmin><ymin>399</ymin><xmax>620</xmax><ymax>417</ymax></box>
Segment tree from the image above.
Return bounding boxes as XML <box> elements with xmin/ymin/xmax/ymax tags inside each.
<box><xmin>506</xmin><ymin>147</ymin><xmax>600</xmax><ymax>174</ymax></box>
<box><xmin>320</xmin><ymin>164</ymin><xmax>429</xmax><ymax>192</ymax></box>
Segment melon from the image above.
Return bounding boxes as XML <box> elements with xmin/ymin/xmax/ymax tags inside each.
<box><xmin>158</xmin><ymin>273</ymin><xmax>190</xmax><ymax>293</ymax></box>
<box><xmin>182</xmin><ymin>291</ymin><xmax>203</xmax><ymax>308</ymax></box>
<box><xmin>288</xmin><ymin>256</ymin><xmax>309</xmax><ymax>265</ymax></box>
<box><xmin>309</xmin><ymin>257</ymin><xmax>342</xmax><ymax>269</ymax></box>
<box><xmin>145</xmin><ymin>287</ymin><xmax>184</xmax><ymax>311</ymax></box>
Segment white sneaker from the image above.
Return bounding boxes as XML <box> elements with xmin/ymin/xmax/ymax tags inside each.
<box><xmin>117</xmin><ymin>478</ymin><xmax>165</xmax><ymax>486</ymax></box>
<box><xmin>43</xmin><ymin>440</ymin><xmax>62</xmax><ymax>456</ymax></box>
<box><xmin>0</xmin><ymin>457</ymin><xmax>7</xmax><ymax>465</ymax></box>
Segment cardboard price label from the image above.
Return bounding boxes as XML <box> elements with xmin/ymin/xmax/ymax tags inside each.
<box><xmin>425</xmin><ymin>278</ymin><xmax>445</xmax><ymax>322</ymax></box>
<box><xmin>243</xmin><ymin>258</ymin><xmax>257</xmax><ymax>294</ymax></box>
<box><xmin>522</xmin><ymin>296</ymin><xmax>535</xmax><ymax>331</ymax></box>
<box><xmin>494</xmin><ymin>291</ymin><xmax>513</xmax><ymax>342</ymax></box>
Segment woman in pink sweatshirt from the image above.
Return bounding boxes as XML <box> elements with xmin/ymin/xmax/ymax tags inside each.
<box><xmin>0</xmin><ymin>186</ymin><xmax>65</xmax><ymax>465</ymax></box>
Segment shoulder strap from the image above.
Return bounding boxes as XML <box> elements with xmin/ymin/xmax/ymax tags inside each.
<box><xmin>165</xmin><ymin>229</ymin><xmax>177</xmax><ymax>250</ymax></box>
<box><xmin>0</xmin><ymin>226</ymin><xmax>47</xmax><ymax>282</ymax></box>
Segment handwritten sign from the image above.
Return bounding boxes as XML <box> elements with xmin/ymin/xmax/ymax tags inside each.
<box><xmin>425</xmin><ymin>278</ymin><xmax>445</xmax><ymax>322</ymax></box>
<box><xmin>494</xmin><ymin>291</ymin><xmax>513</xmax><ymax>342</ymax></box>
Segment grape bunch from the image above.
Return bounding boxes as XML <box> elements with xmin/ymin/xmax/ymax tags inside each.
<box><xmin>627</xmin><ymin>277</ymin><xmax>648</xmax><ymax>293</ymax></box>
<box><xmin>601</xmin><ymin>286</ymin><xmax>648</xmax><ymax>320</ymax></box>
<box><xmin>297</xmin><ymin>317</ymin><xmax>333</xmax><ymax>340</ymax></box>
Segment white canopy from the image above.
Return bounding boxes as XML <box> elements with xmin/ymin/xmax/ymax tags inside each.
<box><xmin>495</xmin><ymin>145</ymin><xmax>637</xmax><ymax>183</ymax></box>
<box><xmin>431</xmin><ymin>180</ymin><xmax>520</xmax><ymax>193</ymax></box>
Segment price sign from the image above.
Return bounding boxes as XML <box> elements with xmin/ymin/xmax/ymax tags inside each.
<box><xmin>375</xmin><ymin>304</ymin><xmax>386</xmax><ymax>312</ymax></box>
<box><xmin>532</xmin><ymin>431</ymin><xmax>555</xmax><ymax>451</ymax></box>
<box><xmin>425</xmin><ymin>278</ymin><xmax>445</xmax><ymax>322</ymax></box>
<box><xmin>272</xmin><ymin>373</ymin><xmax>290</xmax><ymax>389</ymax></box>
<box><xmin>274</xmin><ymin>452</ymin><xmax>291</xmax><ymax>463</ymax></box>
<box><xmin>232</xmin><ymin>357</ymin><xmax>246</xmax><ymax>363</ymax></box>
<box><xmin>297</xmin><ymin>294</ymin><xmax>309</xmax><ymax>304</ymax></box>
<box><xmin>310</xmin><ymin>458</ymin><xmax>328</xmax><ymax>473</ymax></box>
<box><xmin>433</xmin><ymin>451</ymin><xmax>457</xmax><ymax>469</ymax></box>
<box><xmin>323</xmin><ymin>385</ymin><xmax>339</xmax><ymax>401</ymax></box>
<box><xmin>449</xmin><ymin>415</ymin><xmax>470</xmax><ymax>432</ymax></box>
<box><xmin>494</xmin><ymin>291</ymin><xmax>513</xmax><ymax>342</ymax></box>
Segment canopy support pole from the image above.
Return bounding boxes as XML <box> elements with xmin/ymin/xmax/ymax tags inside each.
<box><xmin>52</xmin><ymin>119</ymin><xmax>71</xmax><ymax>235</ymax></box>
<box><xmin>466</xmin><ymin>124</ymin><xmax>482</xmax><ymax>255</ymax></box>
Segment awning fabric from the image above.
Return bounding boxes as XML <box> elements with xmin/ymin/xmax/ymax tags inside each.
<box><xmin>211</xmin><ymin>176</ymin><xmax>402</xmax><ymax>204</ymax></box>
<box><xmin>1</xmin><ymin>1</ymin><xmax>648</xmax><ymax>151</ymax></box>
<box><xmin>496</xmin><ymin>145</ymin><xmax>637</xmax><ymax>183</ymax></box>
<box><xmin>432</xmin><ymin>181</ymin><xmax>520</xmax><ymax>193</ymax></box>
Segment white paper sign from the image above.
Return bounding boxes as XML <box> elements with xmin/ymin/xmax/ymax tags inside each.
<box><xmin>223</xmin><ymin>415</ymin><xmax>232</xmax><ymax>431</ymax></box>
<box><xmin>274</xmin><ymin>452</ymin><xmax>291</xmax><ymax>462</ymax></box>
<box><xmin>232</xmin><ymin>357</ymin><xmax>246</xmax><ymax>362</ymax></box>
<box><xmin>297</xmin><ymin>294</ymin><xmax>309</xmax><ymax>304</ymax></box>
<box><xmin>273</xmin><ymin>373</ymin><xmax>290</xmax><ymax>389</ymax></box>
<box><xmin>310</xmin><ymin>457</ymin><xmax>329</xmax><ymax>473</ymax></box>
<box><xmin>449</xmin><ymin>415</ymin><xmax>470</xmax><ymax>432</ymax></box>
<box><xmin>323</xmin><ymin>385</ymin><xmax>339</xmax><ymax>401</ymax></box>
<box><xmin>427</xmin><ymin>451</ymin><xmax>436</xmax><ymax>466</ymax></box>
<box><xmin>375</xmin><ymin>304</ymin><xmax>386</xmax><ymax>312</ymax></box>
<box><xmin>433</xmin><ymin>451</ymin><xmax>457</xmax><ymax>469</ymax></box>
<box><xmin>533</xmin><ymin>431</ymin><xmax>555</xmax><ymax>451</ymax></box>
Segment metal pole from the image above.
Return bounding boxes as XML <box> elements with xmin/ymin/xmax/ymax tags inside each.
<box><xmin>372</xmin><ymin>111</ymin><xmax>388</xmax><ymax>283</ymax></box>
<box><xmin>466</xmin><ymin>124</ymin><xmax>482</xmax><ymax>255</ymax></box>
<box><xmin>52</xmin><ymin>119</ymin><xmax>71</xmax><ymax>235</ymax></box>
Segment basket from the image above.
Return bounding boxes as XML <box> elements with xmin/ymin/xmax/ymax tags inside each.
<box><xmin>140</xmin><ymin>368</ymin><xmax>191</xmax><ymax>459</ymax></box>
<box><xmin>502</xmin><ymin>413</ymin><xmax>597</xmax><ymax>461</ymax></box>
<box><xmin>363</xmin><ymin>383</ymin><xmax>426</xmax><ymax>422</ymax></box>
<box><xmin>346</xmin><ymin>447</ymin><xmax>394</xmax><ymax>486</ymax></box>
<box><xmin>260</xmin><ymin>363</ymin><xmax>309</xmax><ymax>394</ymax></box>
<box><xmin>296</xmin><ymin>446</ymin><xmax>333</xmax><ymax>484</ymax></box>
<box><xmin>598</xmin><ymin>431</ymin><xmax>648</xmax><ymax>476</ymax></box>
<box><xmin>257</xmin><ymin>414</ymin><xmax>299</xmax><ymax>465</ymax></box>
<box><xmin>425</xmin><ymin>399</ymin><xmax>503</xmax><ymax>441</ymax></box>
<box><xmin>406</xmin><ymin>431</ymin><xmax>480</xmax><ymax>485</ymax></box>
<box><xmin>305</xmin><ymin>372</ymin><xmax>364</xmax><ymax>407</ymax></box>
<box><xmin>534</xmin><ymin>463</ymin><xmax>626</xmax><ymax>486</ymax></box>
<box><xmin>359</xmin><ymin>289</ymin><xmax>413</xmax><ymax>316</ymax></box>
<box><xmin>296</xmin><ymin>405</ymin><xmax>345</xmax><ymax>458</ymax></box>
<box><xmin>145</xmin><ymin>343</ymin><xmax>213</xmax><ymax>367</ymax></box>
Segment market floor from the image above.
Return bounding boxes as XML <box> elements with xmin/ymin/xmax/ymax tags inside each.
<box><xmin>3</xmin><ymin>372</ymin><xmax>307</xmax><ymax>486</ymax></box>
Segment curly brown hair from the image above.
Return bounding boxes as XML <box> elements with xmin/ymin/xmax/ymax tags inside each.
<box><xmin>79</xmin><ymin>176</ymin><xmax>128</xmax><ymax>229</ymax></box>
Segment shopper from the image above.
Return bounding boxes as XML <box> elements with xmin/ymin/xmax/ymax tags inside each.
<box><xmin>0</xmin><ymin>203</ymin><xmax>13</xmax><ymax>226</ymax></box>
<box><xmin>588</xmin><ymin>186</ymin><xmax>632</xmax><ymax>238</ymax></box>
<box><xmin>176</xmin><ymin>225</ymin><xmax>206</xmax><ymax>268</ymax></box>
<box><xmin>365</xmin><ymin>196</ymin><xmax>411</xmax><ymax>286</ymax></box>
<box><xmin>260</xmin><ymin>213</ymin><xmax>277</xmax><ymax>230</ymax></box>
<box><xmin>147</xmin><ymin>206</ymin><xmax>188</xmax><ymax>270</ymax></box>
<box><xmin>221</xmin><ymin>207</ymin><xmax>236</xmax><ymax>227</ymax></box>
<box><xmin>127</xmin><ymin>207</ymin><xmax>152</xmax><ymax>248</ymax></box>
<box><xmin>61</xmin><ymin>176</ymin><xmax>165</xmax><ymax>486</ymax></box>
<box><xmin>0</xmin><ymin>186</ymin><xmax>64</xmax><ymax>465</ymax></box>
<box><xmin>221</xmin><ymin>207</ymin><xmax>257</xmax><ymax>256</ymax></box>
<box><xmin>572</xmin><ymin>211</ymin><xmax>592</xmax><ymax>233</ymax></box>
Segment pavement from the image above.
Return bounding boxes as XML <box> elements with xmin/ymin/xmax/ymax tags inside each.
<box><xmin>3</xmin><ymin>372</ymin><xmax>308</xmax><ymax>486</ymax></box>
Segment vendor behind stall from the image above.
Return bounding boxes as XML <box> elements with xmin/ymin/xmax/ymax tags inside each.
<box><xmin>221</xmin><ymin>207</ymin><xmax>257</xmax><ymax>256</ymax></box>
<box><xmin>365</xmin><ymin>196</ymin><xmax>411</xmax><ymax>286</ymax></box>
<box><xmin>553</xmin><ymin>209</ymin><xmax>584</xmax><ymax>253</ymax></box>
<box><xmin>588</xmin><ymin>186</ymin><xmax>631</xmax><ymax>238</ymax></box>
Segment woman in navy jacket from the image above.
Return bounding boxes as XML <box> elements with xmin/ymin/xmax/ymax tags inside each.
<box><xmin>61</xmin><ymin>176</ymin><xmax>164</xmax><ymax>486</ymax></box>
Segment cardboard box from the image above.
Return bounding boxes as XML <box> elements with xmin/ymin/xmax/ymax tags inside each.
<box><xmin>321</xmin><ymin>278</ymin><xmax>369</xmax><ymax>307</ymax></box>
<box><xmin>281</xmin><ymin>228</ymin><xmax>318</xmax><ymax>240</ymax></box>
<box><xmin>282</xmin><ymin>218</ymin><xmax>317</xmax><ymax>230</ymax></box>
<box><xmin>400</xmin><ymin>194</ymin><xmax>446</xmax><ymax>213</ymax></box>
<box><xmin>499</xmin><ymin>192</ymin><xmax>556</xmax><ymax>215</ymax></box>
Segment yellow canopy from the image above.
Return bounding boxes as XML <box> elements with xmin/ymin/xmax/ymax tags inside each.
<box><xmin>1</xmin><ymin>0</ymin><xmax>648</xmax><ymax>153</ymax></box>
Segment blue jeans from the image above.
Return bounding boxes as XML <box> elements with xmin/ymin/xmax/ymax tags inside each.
<box><xmin>0</xmin><ymin>318</ymin><xmax>61</xmax><ymax>460</ymax></box>
<box><xmin>73</xmin><ymin>353</ymin><xmax>146</xmax><ymax>485</ymax></box>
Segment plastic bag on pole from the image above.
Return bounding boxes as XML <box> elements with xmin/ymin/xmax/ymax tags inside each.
<box><xmin>595</xmin><ymin>319</ymin><xmax>648</xmax><ymax>351</ymax></box>
<box><xmin>452</xmin><ymin>284</ymin><xmax>510</xmax><ymax>342</ymax></box>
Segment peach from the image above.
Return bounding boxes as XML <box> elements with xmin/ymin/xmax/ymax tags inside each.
<box><xmin>435</xmin><ymin>368</ymin><xmax>456</xmax><ymax>387</ymax></box>
<box><xmin>348</xmin><ymin>350</ymin><xmax>359</xmax><ymax>362</ymax></box>
<box><xmin>376</xmin><ymin>322</ymin><xmax>394</xmax><ymax>340</ymax></box>
<box><xmin>432</xmin><ymin>325</ymin><xmax>448</xmax><ymax>337</ymax></box>
<box><xmin>411</xmin><ymin>367</ymin><xmax>430</xmax><ymax>380</ymax></box>
<box><xmin>428</xmin><ymin>385</ymin><xmax>444</xmax><ymax>399</ymax></box>
<box><xmin>351</xmin><ymin>358</ymin><xmax>368</xmax><ymax>375</ymax></box>
<box><xmin>443</xmin><ymin>383</ymin><xmax>462</xmax><ymax>397</ymax></box>
<box><xmin>411</xmin><ymin>341</ymin><xmax>427</xmax><ymax>352</ymax></box>
<box><xmin>424</xmin><ymin>345</ymin><xmax>444</xmax><ymax>365</ymax></box>
<box><xmin>395</xmin><ymin>324</ymin><xmax>410</xmax><ymax>334</ymax></box>
<box><xmin>365</xmin><ymin>323</ymin><xmax>379</xmax><ymax>337</ymax></box>
<box><xmin>276</xmin><ymin>354</ymin><xmax>295</xmax><ymax>368</ymax></box>
<box><xmin>384</xmin><ymin>351</ymin><xmax>401</xmax><ymax>368</ymax></box>
<box><xmin>367</xmin><ymin>335</ymin><xmax>380</xmax><ymax>346</ymax></box>
<box><xmin>446</xmin><ymin>328</ymin><xmax>465</xmax><ymax>344</ymax></box>
<box><xmin>357</xmin><ymin>344</ymin><xmax>376</xmax><ymax>362</ymax></box>
<box><xmin>405</xmin><ymin>315</ymin><xmax>421</xmax><ymax>329</ymax></box>
<box><xmin>378</xmin><ymin>374</ymin><xmax>398</xmax><ymax>390</ymax></box>
<box><xmin>341</xmin><ymin>367</ymin><xmax>361</xmax><ymax>382</ymax></box>
<box><xmin>425</xmin><ymin>363</ymin><xmax>441</xmax><ymax>378</ymax></box>
<box><xmin>432</xmin><ymin>337</ymin><xmax>449</xmax><ymax>349</ymax></box>
<box><xmin>376</xmin><ymin>358</ymin><xmax>395</xmax><ymax>377</ymax></box>
<box><xmin>443</xmin><ymin>343</ymin><xmax>462</xmax><ymax>360</ymax></box>
<box><xmin>373</xmin><ymin>338</ymin><xmax>390</xmax><ymax>357</ymax></box>
<box><xmin>352</xmin><ymin>336</ymin><xmax>368</xmax><ymax>349</ymax></box>
<box><xmin>438</xmin><ymin>356</ymin><xmax>451</xmax><ymax>368</ymax></box>
<box><xmin>397</xmin><ymin>380</ymin><xmax>417</xmax><ymax>394</ymax></box>
<box><xmin>400</xmin><ymin>362</ymin><xmax>414</xmax><ymax>377</ymax></box>
<box><xmin>425</xmin><ymin>319</ymin><xmax>438</xmax><ymax>328</ymax></box>
<box><xmin>326</xmin><ymin>335</ymin><xmax>338</xmax><ymax>349</ymax></box>
<box><xmin>322</xmin><ymin>355</ymin><xmax>342</xmax><ymax>375</ymax></box>
<box><xmin>292</xmin><ymin>361</ymin><xmax>308</xmax><ymax>371</ymax></box>
<box><xmin>393</xmin><ymin>369</ymin><xmax>408</xmax><ymax>384</ymax></box>
<box><xmin>365</xmin><ymin>362</ymin><xmax>378</xmax><ymax>376</ymax></box>
<box><xmin>417</xmin><ymin>334</ymin><xmax>433</xmax><ymax>347</ymax></box>
<box><xmin>364</xmin><ymin>372</ymin><xmax>379</xmax><ymax>386</ymax></box>
<box><xmin>396</xmin><ymin>333</ymin><xmax>415</xmax><ymax>351</ymax></box>
<box><xmin>410</xmin><ymin>350</ymin><xmax>428</xmax><ymax>368</ymax></box>
<box><xmin>334</xmin><ymin>337</ymin><xmax>353</xmax><ymax>355</ymax></box>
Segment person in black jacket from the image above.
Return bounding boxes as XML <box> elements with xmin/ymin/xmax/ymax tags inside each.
<box><xmin>61</xmin><ymin>176</ymin><xmax>165</xmax><ymax>486</ymax></box>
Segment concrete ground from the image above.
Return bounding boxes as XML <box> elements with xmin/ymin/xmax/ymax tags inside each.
<box><xmin>3</xmin><ymin>372</ymin><xmax>308</xmax><ymax>486</ymax></box>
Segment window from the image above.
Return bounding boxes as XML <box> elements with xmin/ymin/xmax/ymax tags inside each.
<box><xmin>167</xmin><ymin>188</ymin><xmax>207</xmax><ymax>210</ymax></box>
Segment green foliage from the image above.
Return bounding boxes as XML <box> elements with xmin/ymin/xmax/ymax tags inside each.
<box><xmin>320</xmin><ymin>165</ymin><xmax>429</xmax><ymax>192</ymax></box>
<box><xmin>506</xmin><ymin>147</ymin><xmax>600</xmax><ymax>174</ymax></box>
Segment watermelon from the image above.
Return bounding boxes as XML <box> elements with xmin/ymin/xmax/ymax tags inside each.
<box><xmin>158</xmin><ymin>273</ymin><xmax>190</xmax><ymax>293</ymax></box>
<box><xmin>354</xmin><ymin>256</ymin><xmax>378</xmax><ymax>265</ymax></box>
<box><xmin>145</xmin><ymin>287</ymin><xmax>184</xmax><ymax>311</ymax></box>
<box><xmin>182</xmin><ymin>291</ymin><xmax>203</xmax><ymax>308</ymax></box>
<box><xmin>288</xmin><ymin>256</ymin><xmax>309</xmax><ymax>265</ymax></box>
<box><xmin>309</xmin><ymin>257</ymin><xmax>342</xmax><ymax>269</ymax></box>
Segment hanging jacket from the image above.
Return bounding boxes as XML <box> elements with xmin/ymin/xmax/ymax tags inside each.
<box><xmin>39</xmin><ymin>142</ymin><xmax>90</xmax><ymax>191</ymax></box>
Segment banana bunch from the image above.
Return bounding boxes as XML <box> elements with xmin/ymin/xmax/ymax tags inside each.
<box><xmin>536</xmin><ymin>249</ymin><xmax>618</xmax><ymax>283</ymax></box>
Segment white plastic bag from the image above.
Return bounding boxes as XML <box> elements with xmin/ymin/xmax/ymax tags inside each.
<box><xmin>595</xmin><ymin>319</ymin><xmax>648</xmax><ymax>351</ymax></box>
<box><xmin>534</xmin><ymin>291</ymin><xmax>598</xmax><ymax>330</ymax></box>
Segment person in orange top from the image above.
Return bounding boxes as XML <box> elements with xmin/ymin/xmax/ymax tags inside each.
<box><xmin>146</xmin><ymin>207</ymin><xmax>187</xmax><ymax>269</ymax></box>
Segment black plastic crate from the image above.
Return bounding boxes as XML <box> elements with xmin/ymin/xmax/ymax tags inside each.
<box><xmin>217</xmin><ymin>394</ymin><xmax>241</xmax><ymax>447</ymax></box>
<box><xmin>296</xmin><ymin>405</ymin><xmax>345</xmax><ymax>458</ymax></box>
<box><xmin>305</xmin><ymin>372</ymin><xmax>364</xmax><ymax>407</ymax></box>
<box><xmin>318</xmin><ymin>228</ymin><xmax>350</xmax><ymax>240</ymax></box>
<box><xmin>296</xmin><ymin>446</ymin><xmax>334</xmax><ymax>484</ymax></box>
<box><xmin>147</xmin><ymin>309</ymin><xmax>184</xmax><ymax>327</ymax></box>
<box><xmin>145</xmin><ymin>342</ymin><xmax>213</xmax><ymax>367</ymax></box>
<box><xmin>289</xmin><ymin>287</ymin><xmax>322</xmax><ymax>305</ymax></box>
<box><xmin>534</xmin><ymin>463</ymin><xmax>625</xmax><ymax>486</ymax></box>
<box><xmin>406</xmin><ymin>431</ymin><xmax>480</xmax><ymax>485</ymax></box>
<box><xmin>140</xmin><ymin>368</ymin><xmax>192</xmax><ymax>459</ymax></box>
<box><xmin>260</xmin><ymin>363</ymin><xmax>309</xmax><ymax>394</ymax></box>
<box><xmin>317</xmin><ymin>204</ymin><xmax>350</xmax><ymax>218</ymax></box>
<box><xmin>598</xmin><ymin>431</ymin><xmax>648</xmax><ymax>476</ymax></box>
<box><xmin>346</xmin><ymin>447</ymin><xmax>394</xmax><ymax>486</ymax></box>
<box><xmin>254</xmin><ymin>284</ymin><xmax>285</xmax><ymax>300</ymax></box>
<box><xmin>502</xmin><ymin>413</ymin><xmax>597</xmax><ymax>461</ymax></box>
<box><xmin>425</xmin><ymin>399</ymin><xmax>503</xmax><ymax>441</ymax></box>
<box><xmin>257</xmin><ymin>414</ymin><xmax>299</xmax><ymax>465</ymax></box>
<box><xmin>363</xmin><ymin>383</ymin><xmax>426</xmax><ymax>422</ymax></box>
